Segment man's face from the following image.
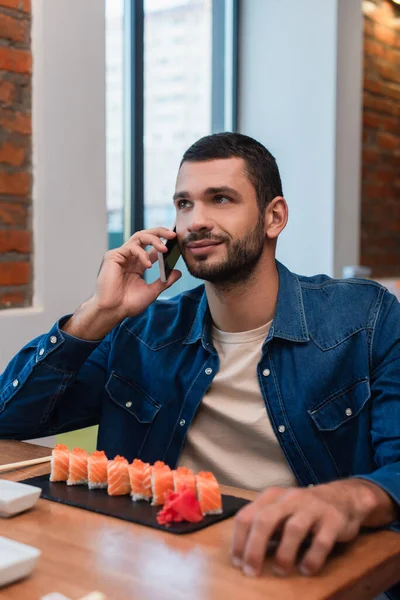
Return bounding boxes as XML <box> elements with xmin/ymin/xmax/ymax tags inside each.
<box><xmin>174</xmin><ymin>157</ymin><xmax>266</xmax><ymax>285</ymax></box>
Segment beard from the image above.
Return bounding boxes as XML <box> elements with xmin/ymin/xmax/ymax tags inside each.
<box><xmin>180</xmin><ymin>214</ymin><xmax>265</xmax><ymax>288</ymax></box>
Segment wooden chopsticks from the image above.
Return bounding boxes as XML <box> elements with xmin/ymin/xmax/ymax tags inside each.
<box><xmin>0</xmin><ymin>455</ymin><xmax>52</xmax><ymax>474</ymax></box>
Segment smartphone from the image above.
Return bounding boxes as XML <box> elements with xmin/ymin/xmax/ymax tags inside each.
<box><xmin>158</xmin><ymin>225</ymin><xmax>181</xmax><ymax>283</ymax></box>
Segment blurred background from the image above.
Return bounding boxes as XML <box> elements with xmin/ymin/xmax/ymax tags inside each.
<box><xmin>0</xmin><ymin>0</ymin><xmax>399</xmax><ymax>448</ymax></box>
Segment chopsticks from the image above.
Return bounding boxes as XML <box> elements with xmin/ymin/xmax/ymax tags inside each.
<box><xmin>0</xmin><ymin>455</ymin><xmax>52</xmax><ymax>474</ymax></box>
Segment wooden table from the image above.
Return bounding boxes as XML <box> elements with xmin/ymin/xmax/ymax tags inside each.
<box><xmin>1</xmin><ymin>441</ymin><xmax>400</xmax><ymax>600</ymax></box>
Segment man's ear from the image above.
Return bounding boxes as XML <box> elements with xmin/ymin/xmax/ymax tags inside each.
<box><xmin>264</xmin><ymin>196</ymin><xmax>288</xmax><ymax>240</ymax></box>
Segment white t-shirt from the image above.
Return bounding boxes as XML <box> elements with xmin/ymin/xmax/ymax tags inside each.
<box><xmin>178</xmin><ymin>320</ymin><xmax>298</xmax><ymax>491</ymax></box>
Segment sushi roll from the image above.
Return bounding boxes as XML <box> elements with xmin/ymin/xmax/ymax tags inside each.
<box><xmin>128</xmin><ymin>459</ymin><xmax>152</xmax><ymax>502</ymax></box>
<box><xmin>196</xmin><ymin>471</ymin><xmax>223</xmax><ymax>516</ymax></box>
<box><xmin>151</xmin><ymin>461</ymin><xmax>174</xmax><ymax>506</ymax></box>
<box><xmin>173</xmin><ymin>466</ymin><xmax>196</xmax><ymax>495</ymax></box>
<box><xmin>67</xmin><ymin>447</ymin><xmax>89</xmax><ymax>485</ymax></box>
<box><xmin>107</xmin><ymin>455</ymin><xmax>130</xmax><ymax>496</ymax></box>
<box><xmin>49</xmin><ymin>443</ymin><xmax>70</xmax><ymax>482</ymax></box>
<box><xmin>88</xmin><ymin>450</ymin><xmax>109</xmax><ymax>489</ymax></box>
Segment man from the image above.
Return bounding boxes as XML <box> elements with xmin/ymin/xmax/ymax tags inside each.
<box><xmin>0</xmin><ymin>133</ymin><xmax>399</xmax><ymax>590</ymax></box>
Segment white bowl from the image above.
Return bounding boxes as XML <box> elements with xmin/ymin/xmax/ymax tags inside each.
<box><xmin>0</xmin><ymin>479</ymin><xmax>42</xmax><ymax>518</ymax></box>
<box><xmin>0</xmin><ymin>536</ymin><xmax>41</xmax><ymax>587</ymax></box>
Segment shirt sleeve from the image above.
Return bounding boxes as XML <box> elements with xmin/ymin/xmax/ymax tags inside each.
<box><xmin>353</xmin><ymin>289</ymin><xmax>400</xmax><ymax>532</ymax></box>
<box><xmin>0</xmin><ymin>315</ymin><xmax>113</xmax><ymax>439</ymax></box>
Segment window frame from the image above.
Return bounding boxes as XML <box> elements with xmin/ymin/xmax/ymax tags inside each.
<box><xmin>122</xmin><ymin>0</ymin><xmax>239</xmax><ymax>239</ymax></box>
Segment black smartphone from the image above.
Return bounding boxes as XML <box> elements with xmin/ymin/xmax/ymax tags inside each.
<box><xmin>158</xmin><ymin>226</ymin><xmax>181</xmax><ymax>283</ymax></box>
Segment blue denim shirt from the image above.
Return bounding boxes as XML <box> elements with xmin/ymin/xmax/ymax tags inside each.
<box><xmin>1</xmin><ymin>262</ymin><xmax>400</xmax><ymax>520</ymax></box>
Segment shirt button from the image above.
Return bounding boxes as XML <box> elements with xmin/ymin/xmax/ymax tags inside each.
<box><xmin>39</xmin><ymin>348</ymin><xmax>45</xmax><ymax>356</ymax></box>
<box><xmin>345</xmin><ymin>408</ymin><xmax>353</xmax><ymax>417</ymax></box>
<box><xmin>263</xmin><ymin>368</ymin><xmax>270</xmax><ymax>377</ymax></box>
<box><xmin>205</xmin><ymin>368</ymin><xmax>212</xmax><ymax>375</ymax></box>
<box><xmin>180</xmin><ymin>419</ymin><xmax>186</xmax><ymax>426</ymax></box>
<box><xmin>125</xmin><ymin>401</ymin><xmax>132</xmax><ymax>408</ymax></box>
<box><xmin>12</xmin><ymin>379</ymin><xmax>19</xmax><ymax>388</ymax></box>
<box><xmin>278</xmin><ymin>425</ymin><xmax>286</xmax><ymax>433</ymax></box>
<box><xmin>50</xmin><ymin>336</ymin><xmax>57</xmax><ymax>344</ymax></box>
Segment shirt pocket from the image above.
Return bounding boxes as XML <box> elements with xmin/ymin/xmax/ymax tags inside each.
<box><xmin>308</xmin><ymin>378</ymin><xmax>372</xmax><ymax>477</ymax></box>
<box><xmin>105</xmin><ymin>371</ymin><xmax>160</xmax><ymax>424</ymax></box>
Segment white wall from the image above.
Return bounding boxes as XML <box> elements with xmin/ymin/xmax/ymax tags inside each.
<box><xmin>0</xmin><ymin>0</ymin><xmax>107</xmax><ymax>372</ymax></box>
<box><xmin>238</xmin><ymin>0</ymin><xmax>363</xmax><ymax>277</ymax></box>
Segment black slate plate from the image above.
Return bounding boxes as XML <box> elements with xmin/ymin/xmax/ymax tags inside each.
<box><xmin>23</xmin><ymin>474</ymin><xmax>249</xmax><ymax>534</ymax></box>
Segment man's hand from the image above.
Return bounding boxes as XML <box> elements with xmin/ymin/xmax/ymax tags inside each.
<box><xmin>230</xmin><ymin>479</ymin><xmax>397</xmax><ymax>578</ymax></box>
<box><xmin>63</xmin><ymin>228</ymin><xmax>181</xmax><ymax>340</ymax></box>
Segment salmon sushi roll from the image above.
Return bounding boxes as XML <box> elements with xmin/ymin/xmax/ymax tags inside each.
<box><xmin>107</xmin><ymin>455</ymin><xmax>130</xmax><ymax>496</ymax></box>
<box><xmin>196</xmin><ymin>471</ymin><xmax>223</xmax><ymax>516</ymax></box>
<box><xmin>128</xmin><ymin>459</ymin><xmax>151</xmax><ymax>502</ymax></box>
<box><xmin>173</xmin><ymin>466</ymin><xmax>196</xmax><ymax>495</ymax></box>
<box><xmin>88</xmin><ymin>450</ymin><xmax>109</xmax><ymax>489</ymax></box>
<box><xmin>49</xmin><ymin>443</ymin><xmax>70</xmax><ymax>482</ymax></box>
<box><xmin>67</xmin><ymin>447</ymin><xmax>89</xmax><ymax>485</ymax></box>
<box><xmin>151</xmin><ymin>461</ymin><xmax>174</xmax><ymax>506</ymax></box>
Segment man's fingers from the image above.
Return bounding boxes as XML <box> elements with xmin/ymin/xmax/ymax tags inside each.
<box><xmin>230</xmin><ymin>487</ymin><xmax>286</xmax><ymax>569</ymax></box>
<box><xmin>164</xmin><ymin>269</ymin><xmax>182</xmax><ymax>288</ymax></box>
<box><xmin>113</xmin><ymin>244</ymin><xmax>152</xmax><ymax>270</ymax></box>
<box><xmin>298</xmin><ymin>524</ymin><xmax>338</xmax><ymax>575</ymax></box>
<box><xmin>273</xmin><ymin>513</ymin><xmax>314</xmax><ymax>575</ymax></box>
<box><xmin>242</xmin><ymin>505</ymin><xmax>293</xmax><ymax>577</ymax></box>
<box><xmin>146</xmin><ymin>269</ymin><xmax>182</xmax><ymax>297</ymax></box>
<box><xmin>127</xmin><ymin>232</ymin><xmax>168</xmax><ymax>253</ymax></box>
<box><xmin>126</xmin><ymin>228</ymin><xmax>176</xmax><ymax>245</ymax></box>
<box><xmin>231</xmin><ymin>487</ymin><xmax>286</xmax><ymax>567</ymax></box>
<box><xmin>147</xmin><ymin>248</ymin><xmax>159</xmax><ymax>264</ymax></box>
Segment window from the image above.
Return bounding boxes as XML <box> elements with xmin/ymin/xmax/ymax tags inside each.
<box><xmin>106</xmin><ymin>0</ymin><xmax>238</xmax><ymax>294</ymax></box>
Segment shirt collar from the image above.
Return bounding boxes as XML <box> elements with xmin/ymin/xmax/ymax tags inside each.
<box><xmin>184</xmin><ymin>260</ymin><xmax>309</xmax><ymax>348</ymax></box>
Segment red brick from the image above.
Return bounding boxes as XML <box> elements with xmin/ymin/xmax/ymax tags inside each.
<box><xmin>0</xmin><ymin>291</ymin><xmax>25</xmax><ymax>307</ymax></box>
<box><xmin>364</xmin><ymin>39</ymin><xmax>385</xmax><ymax>59</ymax></box>
<box><xmin>0</xmin><ymin>81</ymin><xmax>15</xmax><ymax>106</ymax></box>
<box><xmin>0</xmin><ymin>47</ymin><xmax>31</xmax><ymax>74</ymax></box>
<box><xmin>364</xmin><ymin>77</ymin><xmax>382</xmax><ymax>94</ymax></box>
<box><xmin>363</xmin><ymin>148</ymin><xmax>379</xmax><ymax>164</ymax></box>
<box><xmin>369</xmin><ymin>1</ymin><xmax>395</xmax><ymax>26</ymax></box>
<box><xmin>382</xmin><ymin>116</ymin><xmax>400</xmax><ymax>135</ymax></box>
<box><xmin>0</xmin><ymin>202</ymin><xmax>27</xmax><ymax>226</ymax></box>
<box><xmin>385</xmin><ymin>48</ymin><xmax>400</xmax><ymax>64</ymax></box>
<box><xmin>364</xmin><ymin>183</ymin><xmax>387</xmax><ymax>199</ymax></box>
<box><xmin>375</xmin><ymin>24</ymin><xmax>396</xmax><ymax>46</ymax></box>
<box><xmin>377</xmin><ymin>132</ymin><xmax>399</xmax><ymax>151</ymax></box>
<box><xmin>391</xmin><ymin>152</ymin><xmax>400</xmax><ymax>169</ymax></box>
<box><xmin>381</xmin><ymin>83</ymin><xmax>400</xmax><ymax>101</ymax></box>
<box><xmin>0</xmin><ymin>0</ymin><xmax>29</xmax><ymax>11</ymax></box>
<box><xmin>0</xmin><ymin>13</ymin><xmax>26</xmax><ymax>43</ymax></box>
<box><xmin>0</xmin><ymin>229</ymin><xmax>30</xmax><ymax>252</ymax></box>
<box><xmin>371</xmin><ymin>168</ymin><xmax>396</xmax><ymax>185</ymax></box>
<box><xmin>0</xmin><ymin>171</ymin><xmax>30</xmax><ymax>196</ymax></box>
<box><xmin>0</xmin><ymin>262</ymin><xmax>29</xmax><ymax>285</ymax></box>
<box><xmin>363</xmin><ymin>111</ymin><xmax>381</xmax><ymax>128</ymax></box>
<box><xmin>0</xmin><ymin>110</ymin><xmax>31</xmax><ymax>134</ymax></box>
<box><xmin>364</xmin><ymin>18</ymin><xmax>374</xmax><ymax>37</ymax></box>
<box><xmin>0</xmin><ymin>141</ymin><xmax>25</xmax><ymax>166</ymax></box>
<box><xmin>364</xmin><ymin>92</ymin><xmax>399</xmax><ymax>116</ymax></box>
<box><xmin>379</xmin><ymin>64</ymin><xmax>400</xmax><ymax>85</ymax></box>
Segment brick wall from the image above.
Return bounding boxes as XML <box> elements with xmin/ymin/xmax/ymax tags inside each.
<box><xmin>361</xmin><ymin>0</ymin><xmax>400</xmax><ymax>278</ymax></box>
<box><xmin>0</xmin><ymin>0</ymin><xmax>31</xmax><ymax>309</ymax></box>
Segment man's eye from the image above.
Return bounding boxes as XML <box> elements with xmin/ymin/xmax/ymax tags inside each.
<box><xmin>178</xmin><ymin>199</ymin><xmax>191</xmax><ymax>209</ymax></box>
<box><xmin>214</xmin><ymin>195</ymin><xmax>229</xmax><ymax>204</ymax></box>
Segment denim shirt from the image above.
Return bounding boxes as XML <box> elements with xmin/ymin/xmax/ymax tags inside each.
<box><xmin>1</xmin><ymin>262</ymin><xmax>400</xmax><ymax>515</ymax></box>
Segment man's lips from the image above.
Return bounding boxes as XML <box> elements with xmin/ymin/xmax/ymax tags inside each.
<box><xmin>186</xmin><ymin>240</ymin><xmax>223</xmax><ymax>248</ymax></box>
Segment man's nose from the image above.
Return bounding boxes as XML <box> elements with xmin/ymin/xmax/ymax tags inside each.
<box><xmin>187</xmin><ymin>205</ymin><xmax>213</xmax><ymax>232</ymax></box>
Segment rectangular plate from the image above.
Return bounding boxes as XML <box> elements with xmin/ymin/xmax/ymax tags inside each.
<box><xmin>23</xmin><ymin>474</ymin><xmax>249</xmax><ymax>534</ymax></box>
<box><xmin>0</xmin><ymin>536</ymin><xmax>40</xmax><ymax>588</ymax></box>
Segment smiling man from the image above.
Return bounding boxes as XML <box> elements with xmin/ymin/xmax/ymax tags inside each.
<box><xmin>0</xmin><ymin>133</ymin><xmax>400</xmax><ymax>593</ymax></box>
